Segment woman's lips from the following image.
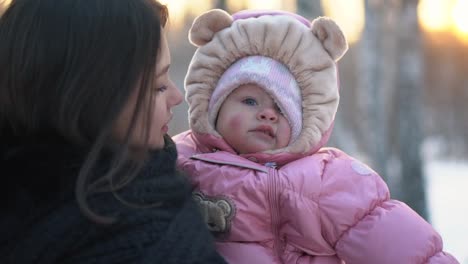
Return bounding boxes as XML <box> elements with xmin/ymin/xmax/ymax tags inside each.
<box><xmin>162</xmin><ymin>124</ymin><xmax>168</xmax><ymax>133</ymax></box>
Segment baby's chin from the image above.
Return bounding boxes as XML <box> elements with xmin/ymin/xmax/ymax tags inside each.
<box><xmin>235</xmin><ymin>143</ymin><xmax>278</xmax><ymax>155</ymax></box>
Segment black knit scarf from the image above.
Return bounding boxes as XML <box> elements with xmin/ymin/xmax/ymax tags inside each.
<box><xmin>0</xmin><ymin>135</ymin><xmax>226</xmax><ymax>264</ymax></box>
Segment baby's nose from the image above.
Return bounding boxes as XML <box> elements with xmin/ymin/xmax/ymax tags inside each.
<box><xmin>258</xmin><ymin>108</ymin><xmax>278</xmax><ymax>121</ymax></box>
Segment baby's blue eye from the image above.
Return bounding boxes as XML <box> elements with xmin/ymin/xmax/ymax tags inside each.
<box><xmin>242</xmin><ymin>98</ymin><xmax>257</xmax><ymax>106</ymax></box>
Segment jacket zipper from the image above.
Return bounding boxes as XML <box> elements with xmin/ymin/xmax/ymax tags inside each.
<box><xmin>191</xmin><ymin>155</ymin><xmax>268</xmax><ymax>173</ymax></box>
<box><xmin>267</xmin><ymin>166</ymin><xmax>283</xmax><ymax>263</ymax></box>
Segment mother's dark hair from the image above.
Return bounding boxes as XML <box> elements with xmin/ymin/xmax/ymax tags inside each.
<box><xmin>0</xmin><ymin>0</ymin><xmax>168</xmax><ymax>223</ymax></box>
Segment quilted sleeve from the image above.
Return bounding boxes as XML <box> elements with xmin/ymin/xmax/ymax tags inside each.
<box><xmin>172</xmin><ymin>130</ymin><xmax>194</xmax><ymax>163</ymax></box>
<box><xmin>172</xmin><ymin>131</ymin><xmax>201</xmax><ymax>188</ymax></box>
<box><xmin>319</xmin><ymin>150</ymin><xmax>459</xmax><ymax>264</ymax></box>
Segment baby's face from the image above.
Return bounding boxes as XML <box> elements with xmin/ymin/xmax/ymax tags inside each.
<box><xmin>215</xmin><ymin>84</ymin><xmax>291</xmax><ymax>154</ymax></box>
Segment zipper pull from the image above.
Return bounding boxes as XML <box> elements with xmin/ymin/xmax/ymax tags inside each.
<box><xmin>264</xmin><ymin>162</ymin><xmax>277</xmax><ymax>168</ymax></box>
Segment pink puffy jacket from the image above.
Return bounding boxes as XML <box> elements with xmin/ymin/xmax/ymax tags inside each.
<box><xmin>176</xmin><ymin>9</ymin><xmax>459</xmax><ymax>264</ymax></box>
<box><xmin>174</xmin><ymin>131</ymin><xmax>458</xmax><ymax>264</ymax></box>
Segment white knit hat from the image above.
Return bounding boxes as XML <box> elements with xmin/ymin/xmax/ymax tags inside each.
<box><xmin>208</xmin><ymin>56</ymin><xmax>302</xmax><ymax>144</ymax></box>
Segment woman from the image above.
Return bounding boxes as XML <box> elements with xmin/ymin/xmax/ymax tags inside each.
<box><xmin>0</xmin><ymin>0</ymin><xmax>226</xmax><ymax>263</ymax></box>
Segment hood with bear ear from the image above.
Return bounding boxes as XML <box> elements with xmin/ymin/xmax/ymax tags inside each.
<box><xmin>184</xmin><ymin>9</ymin><xmax>348</xmax><ymax>160</ymax></box>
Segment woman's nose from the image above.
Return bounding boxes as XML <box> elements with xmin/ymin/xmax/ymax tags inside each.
<box><xmin>257</xmin><ymin>108</ymin><xmax>278</xmax><ymax>122</ymax></box>
<box><xmin>169</xmin><ymin>83</ymin><xmax>183</xmax><ymax>107</ymax></box>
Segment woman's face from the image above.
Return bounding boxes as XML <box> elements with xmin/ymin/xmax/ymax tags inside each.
<box><xmin>113</xmin><ymin>31</ymin><xmax>183</xmax><ymax>149</ymax></box>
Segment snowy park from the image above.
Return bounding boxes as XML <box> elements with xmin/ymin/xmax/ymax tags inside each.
<box><xmin>426</xmin><ymin>159</ymin><xmax>468</xmax><ymax>263</ymax></box>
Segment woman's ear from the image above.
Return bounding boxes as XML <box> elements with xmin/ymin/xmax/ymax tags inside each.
<box><xmin>310</xmin><ymin>17</ymin><xmax>348</xmax><ymax>61</ymax></box>
<box><xmin>189</xmin><ymin>9</ymin><xmax>233</xmax><ymax>46</ymax></box>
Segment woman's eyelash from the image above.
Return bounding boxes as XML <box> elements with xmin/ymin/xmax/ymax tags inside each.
<box><xmin>155</xmin><ymin>85</ymin><xmax>167</xmax><ymax>93</ymax></box>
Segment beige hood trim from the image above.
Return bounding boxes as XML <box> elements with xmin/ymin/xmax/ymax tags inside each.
<box><xmin>185</xmin><ymin>9</ymin><xmax>348</xmax><ymax>154</ymax></box>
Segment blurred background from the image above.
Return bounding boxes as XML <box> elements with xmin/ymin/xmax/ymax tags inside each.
<box><xmin>1</xmin><ymin>0</ymin><xmax>467</xmax><ymax>261</ymax></box>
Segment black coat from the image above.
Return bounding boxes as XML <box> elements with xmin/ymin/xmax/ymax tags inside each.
<box><xmin>0</xmin><ymin>135</ymin><xmax>226</xmax><ymax>264</ymax></box>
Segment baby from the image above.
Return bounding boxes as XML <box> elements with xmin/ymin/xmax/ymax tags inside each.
<box><xmin>173</xmin><ymin>9</ymin><xmax>459</xmax><ymax>264</ymax></box>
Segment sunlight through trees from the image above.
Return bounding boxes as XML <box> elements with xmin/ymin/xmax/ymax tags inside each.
<box><xmin>321</xmin><ymin>0</ymin><xmax>364</xmax><ymax>45</ymax></box>
<box><xmin>418</xmin><ymin>0</ymin><xmax>468</xmax><ymax>43</ymax></box>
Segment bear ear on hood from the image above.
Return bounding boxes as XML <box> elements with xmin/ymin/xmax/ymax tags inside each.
<box><xmin>310</xmin><ymin>17</ymin><xmax>348</xmax><ymax>61</ymax></box>
<box><xmin>189</xmin><ymin>9</ymin><xmax>233</xmax><ymax>46</ymax></box>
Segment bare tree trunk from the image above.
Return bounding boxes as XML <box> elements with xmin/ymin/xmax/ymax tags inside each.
<box><xmin>359</xmin><ymin>0</ymin><xmax>399</xmax><ymax>181</ymax></box>
<box><xmin>423</xmin><ymin>32</ymin><xmax>468</xmax><ymax>159</ymax></box>
<box><xmin>296</xmin><ymin>0</ymin><xmax>322</xmax><ymax>18</ymax></box>
<box><xmin>214</xmin><ymin>0</ymin><xmax>227</xmax><ymax>10</ymax></box>
<box><xmin>394</xmin><ymin>0</ymin><xmax>428</xmax><ymax>219</ymax></box>
<box><xmin>357</xmin><ymin>0</ymin><xmax>427</xmax><ymax>219</ymax></box>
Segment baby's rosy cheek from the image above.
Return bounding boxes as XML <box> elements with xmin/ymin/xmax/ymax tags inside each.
<box><xmin>229</xmin><ymin>115</ymin><xmax>243</xmax><ymax>129</ymax></box>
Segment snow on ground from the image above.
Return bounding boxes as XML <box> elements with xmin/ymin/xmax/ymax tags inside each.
<box><xmin>426</xmin><ymin>159</ymin><xmax>468</xmax><ymax>263</ymax></box>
